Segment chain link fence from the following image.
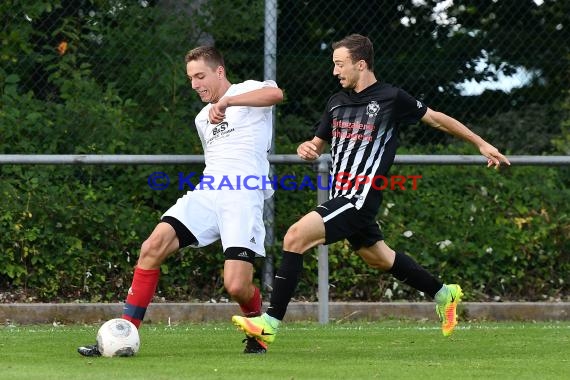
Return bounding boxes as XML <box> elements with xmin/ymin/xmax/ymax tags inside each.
<box><xmin>1</xmin><ymin>1</ymin><xmax>569</xmax><ymax>302</ymax></box>
<box><xmin>2</xmin><ymin>1</ymin><xmax>568</xmax><ymax>152</ymax></box>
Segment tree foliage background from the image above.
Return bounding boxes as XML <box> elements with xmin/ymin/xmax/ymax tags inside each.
<box><xmin>1</xmin><ymin>0</ymin><xmax>568</xmax><ymax>303</ymax></box>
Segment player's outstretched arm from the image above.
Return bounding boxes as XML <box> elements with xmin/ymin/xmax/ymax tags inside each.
<box><xmin>209</xmin><ymin>86</ymin><xmax>284</xmax><ymax>123</ymax></box>
<box><xmin>421</xmin><ymin>108</ymin><xmax>511</xmax><ymax>168</ymax></box>
<box><xmin>225</xmin><ymin>87</ymin><xmax>284</xmax><ymax>108</ymax></box>
<box><xmin>297</xmin><ymin>137</ymin><xmax>327</xmax><ymax>161</ymax></box>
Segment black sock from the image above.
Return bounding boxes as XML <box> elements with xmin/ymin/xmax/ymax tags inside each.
<box><xmin>266</xmin><ymin>251</ymin><xmax>304</xmax><ymax>320</ymax></box>
<box><xmin>388</xmin><ymin>251</ymin><xmax>443</xmax><ymax>298</ymax></box>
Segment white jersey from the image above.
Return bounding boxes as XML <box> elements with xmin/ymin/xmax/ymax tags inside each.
<box><xmin>194</xmin><ymin>80</ymin><xmax>276</xmax><ymax>199</ymax></box>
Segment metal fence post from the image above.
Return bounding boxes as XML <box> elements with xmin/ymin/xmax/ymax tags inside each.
<box><xmin>262</xmin><ymin>0</ymin><xmax>278</xmax><ymax>293</ymax></box>
<box><xmin>316</xmin><ymin>156</ymin><xmax>331</xmax><ymax>324</ymax></box>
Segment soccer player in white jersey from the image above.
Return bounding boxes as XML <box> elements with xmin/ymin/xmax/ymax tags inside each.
<box><xmin>78</xmin><ymin>46</ymin><xmax>283</xmax><ymax>356</ymax></box>
<box><xmin>232</xmin><ymin>34</ymin><xmax>510</xmax><ymax>346</ymax></box>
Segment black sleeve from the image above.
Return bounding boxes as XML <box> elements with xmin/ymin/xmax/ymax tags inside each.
<box><xmin>394</xmin><ymin>88</ymin><xmax>427</xmax><ymax>125</ymax></box>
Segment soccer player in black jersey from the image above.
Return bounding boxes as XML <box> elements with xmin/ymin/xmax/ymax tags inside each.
<box><xmin>233</xmin><ymin>34</ymin><xmax>510</xmax><ymax>346</ymax></box>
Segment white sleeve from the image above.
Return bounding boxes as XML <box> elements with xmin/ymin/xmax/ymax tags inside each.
<box><xmin>238</xmin><ymin>79</ymin><xmax>278</xmax><ymax>93</ymax></box>
<box><xmin>260</xmin><ymin>79</ymin><xmax>277</xmax><ymax>88</ymax></box>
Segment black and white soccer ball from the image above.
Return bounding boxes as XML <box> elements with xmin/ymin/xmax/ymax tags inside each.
<box><xmin>96</xmin><ymin>318</ymin><xmax>140</xmax><ymax>357</ymax></box>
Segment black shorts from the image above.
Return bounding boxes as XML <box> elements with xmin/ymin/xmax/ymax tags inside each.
<box><xmin>314</xmin><ymin>197</ymin><xmax>383</xmax><ymax>250</ymax></box>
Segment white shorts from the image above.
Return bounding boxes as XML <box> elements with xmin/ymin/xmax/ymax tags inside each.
<box><xmin>162</xmin><ymin>188</ymin><xmax>266</xmax><ymax>257</ymax></box>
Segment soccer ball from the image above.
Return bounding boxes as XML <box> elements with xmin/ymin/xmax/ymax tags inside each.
<box><xmin>96</xmin><ymin>318</ymin><xmax>140</xmax><ymax>357</ymax></box>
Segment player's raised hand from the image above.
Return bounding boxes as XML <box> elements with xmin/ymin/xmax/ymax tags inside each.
<box><xmin>297</xmin><ymin>141</ymin><xmax>320</xmax><ymax>161</ymax></box>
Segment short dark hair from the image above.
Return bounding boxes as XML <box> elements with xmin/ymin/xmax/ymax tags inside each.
<box><xmin>184</xmin><ymin>46</ymin><xmax>225</xmax><ymax>70</ymax></box>
<box><xmin>332</xmin><ymin>34</ymin><xmax>374</xmax><ymax>70</ymax></box>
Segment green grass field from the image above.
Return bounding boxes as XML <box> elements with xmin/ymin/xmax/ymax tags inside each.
<box><xmin>1</xmin><ymin>321</ymin><xmax>569</xmax><ymax>380</ymax></box>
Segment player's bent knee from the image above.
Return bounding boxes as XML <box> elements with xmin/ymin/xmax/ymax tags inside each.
<box><xmin>224</xmin><ymin>281</ymin><xmax>249</xmax><ymax>299</ymax></box>
<box><xmin>283</xmin><ymin>224</ymin><xmax>303</xmax><ymax>249</ymax></box>
<box><xmin>282</xmin><ymin>233</ymin><xmax>297</xmax><ymax>251</ymax></box>
<box><xmin>223</xmin><ymin>276</ymin><xmax>252</xmax><ymax>301</ymax></box>
<box><xmin>283</xmin><ymin>224</ymin><xmax>308</xmax><ymax>252</ymax></box>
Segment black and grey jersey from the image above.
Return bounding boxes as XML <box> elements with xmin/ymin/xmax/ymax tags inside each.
<box><xmin>315</xmin><ymin>82</ymin><xmax>427</xmax><ymax>210</ymax></box>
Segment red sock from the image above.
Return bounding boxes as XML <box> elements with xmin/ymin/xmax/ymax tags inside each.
<box><xmin>239</xmin><ymin>286</ymin><xmax>262</xmax><ymax>317</ymax></box>
<box><xmin>121</xmin><ymin>266</ymin><xmax>160</xmax><ymax>328</ymax></box>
